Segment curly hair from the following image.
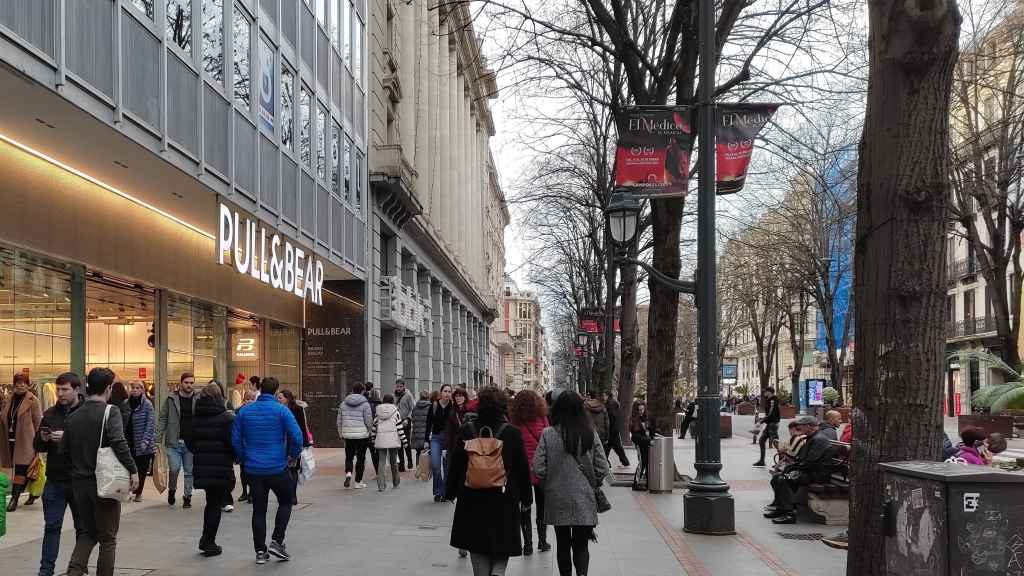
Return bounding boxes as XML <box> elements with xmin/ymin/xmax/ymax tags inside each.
<box><xmin>509</xmin><ymin>389</ymin><xmax>547</xmax><ymax>425</ymax></box>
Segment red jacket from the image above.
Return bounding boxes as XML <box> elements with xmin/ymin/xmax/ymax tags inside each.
<box><xmin>516</xmin><ymin>417</ymin><xmax>549</xmax><ymax>485</ymax></box>
<box><xmin>840</xmin><ymin>423</ymin><xmax>853</xmax><ymax>444</ymax></box>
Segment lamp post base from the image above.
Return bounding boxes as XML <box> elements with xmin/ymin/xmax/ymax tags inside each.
<box><xmin>683</xmin><ymin>491</ymin><xmax>736</xmax><ymax>535</ymax></box>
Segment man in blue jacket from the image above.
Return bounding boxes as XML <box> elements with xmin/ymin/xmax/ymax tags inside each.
<box><xmin>232</xmin><ymin>377</ymin><xmax>303</xmax><ymax>564</ymax></box>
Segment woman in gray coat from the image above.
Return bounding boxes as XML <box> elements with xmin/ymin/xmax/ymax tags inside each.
<box><xmin>533</xmin><ymin>391</ymin><xmax>609</xmax><ymax>576</ymax></box>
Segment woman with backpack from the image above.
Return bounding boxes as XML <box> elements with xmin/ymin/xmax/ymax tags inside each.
<box><xmin>533</xmin><ymin>390</ymin><xmax>609</xmax><ymax>576</ymax></box>
<box><xmin>446</xmin><ymin>387</ymin><xmax>532</xmax><ymax>576</ymax></box>
<box><xmin>510</xmin><ymin>389</ymin><xmax>550</xmax><ymax>555</ymax></box>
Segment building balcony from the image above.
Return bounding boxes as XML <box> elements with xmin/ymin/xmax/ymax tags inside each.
<box><xmin>370</xmin><ymin>144</ymin><xmax>421</xmax><ymax>229</ymax></box>
<box><xmin>946</xmin><ymin>258</ymin><xmax>978</xmax><ymax>284</ymax></box>
<box><xmin>380</xmin><ymin>276</ymin><xmax>429</xmax><ymax>335</ymax></box>
<box><xmin>946</xmin><ymin>316</ymin><xmax>997</xmax><ymax>339</ymax></box>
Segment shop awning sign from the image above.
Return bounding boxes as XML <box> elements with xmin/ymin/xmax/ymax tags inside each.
<box><xmin>218</xmin><ymin>203</ymin><xmax>324</xmax><ymax>305</ymax></box>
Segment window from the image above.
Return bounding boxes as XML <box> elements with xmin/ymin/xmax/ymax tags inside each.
<box><xmin>330</xmin><ymin>0</ymin><xmax>339</xmax><ymax>43</ymax></box>
<box><xmin>947</xmin><ymin>295</ymin><xmax>955</xmax><ymax>322</ymax></box>
<box><xmin>316</xmin><ymin>0</ymin><xmax>327</xmax><ymax>25</ymax></box>
<box><xmin>331</xmin><ymin>121</ymin><xmax>341</xmax><ymax>195</ymax></box>
<box><xmin>281</xmin><ymin>68</ymin><xmax>294</xmax><ymax>150</ymax></box>
<box><xmin>353</xmin><ymin>14</ymin><xmax>363</xmax><ymax>83</ymax></box>
<box><xmin>343</xmin><ymin>138</ymin><xmax>351</xmax><ymax>201</ymax></box>
<box><xmin>166</xmin><ymin>0</ymin><xmax>192</xmax><ymax>53</ymax></box>
<box><xmin>257</xmin><ymin>37</ymin><xmax>275</xmax><ymax>134</ymax></box>
<box><xmin>299</xmin><ymin>87</ymin><xmax>311</xmax><ymax>166</ymax></box>
<box><xmin>316</xmin><ymin>105</ymin><xmax>327</xmax><ymax>180</ymax></box>
<box><xmin>202</xmin><ymin>0</ymin><xmax>224</xmax><ymax>85</ymax></box>
<box><xmin>130</xmin><ymin>0</ymin><xmax>154</xmax><ymax>19</ymax></box>
<box><xmin>355</xmin><ymin>151</ymin><xmax>363</xmax><ymax>207</ymax></box>
<box><xmin>233</xmin><ymin>8</ymin><xmax>251</xmax><ymax>108</ymax></box>
<box><xmin>964</xmin><ymin>288</ymin><xmax>975</xmax><ymax>321</ymax></box>
<box><xmin>343</xmin><ymin>0</ymin><xmax>351</xmax><ymax>65</ymax></box>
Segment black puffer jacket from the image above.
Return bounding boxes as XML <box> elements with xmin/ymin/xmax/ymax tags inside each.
<box><xmin>186</xmin><ymin>396</ymin><xmax>236</xmax><ymax>490</ymax></box>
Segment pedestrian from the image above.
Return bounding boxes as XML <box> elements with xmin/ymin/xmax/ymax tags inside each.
<box><xmin>425</xmin><ymin>384</ymin><xmax>454</xmax><ymax>501</ymax></box>
<box><xmin>364</xmin><ymin>382</ymin><xmax>383</xmax><ymax>472</ymax></box>
<box><xmin>394</xmin><ymin>379</ymin><xmax>416</xmax><ymax>471</ymax></box>
<box><xmin>679</xmin><ymin>398</ymin><xmax>697</xmax><ymax>440</ymax></box>
<box><xmin>819</xmin><ymin>410</ymin><xmax>841</xmax><ymax>441</ymax></box>
<box><xmin>2</xmin><ymin>372</ymin><xmax>42</xmax><ymax>511</ymax></box>
<box><xmin>156</xmin><ymin>372</ymin><xmax>198</xmax><ymax>508</ymax></box>
<box><xmin>953</xmin><ymin>426</ymin><xmax>988</xmax><ymax>465</ymax></box>
<box><xmin>583</xmin><ymin>390</ymin><xmax>610</xmax><ymax>449</ymax></box>
<box><xmin>34</xmin><ymin>372</ymin><xmax>84</xmax><ymax>576</ymax></box>
<box><xmin>108</xmin><ymin>380</ymin><xmax>131</xmax><ymax>433</ymax></box>
<box><xmin>61</xmin><ymin>367</ymin><xmax>139</xmax><ymax>576</ymax></box>
<box><xmin>447</xmin><ymin>388</ymin><xmax>470</xmax><ymax>447</ymax></box>
<box><xmin>410</xmin><ymin>390</ymin><xmax>432</xmax><ymax>466</ymax></box>
<box><xmin>236</xmin><ymin>388</ymin><xmax>259</xmax><ymax>503</ymax></box>
<box><xmin>276</xmin><ymin>389</ymin><xmax>312</xmax><ymax>502</ymax></box>
<box><xmin>231</xmin><ymin>377</ymin><xmax>303</xmax><ymax>564</ymax></box>
<box><xmin>126</xmin><ymin>380</ymin><xmax>156</xmax><ymax>503</ymax></box>
<box><xmin>371</xmin><ymin>394</ymin><xmax>405</xmax><ymax>491</ymax></box>
<box><xmin>602</xmin><ymin>391</ymin><xmax>630</xmax><ymax>467</ymax></box>
<box><xmin>753</xmin><ymin>387</ymin><xmax>781</xmax><ymax>467</ymax></box>
<box><xmin>510</xmin><ymin>389</ymin><xmax>551</xmax><ymax>555</ymax></box>
<box><xmin>629</xmin><ymin>401</ymin><xmax>652</xmax><ymax>479</ymax></box>
<box><xmin>533</xmin><ymin>390</ymin><xmax>609</xmax><ymax>576</ymax></box>
<box><xmin>447</xmin><ymin>387</ymin><xmax>532</xmax><ymax>576</ymax></box>
<box><xmin>228</xmin><ymin>373</ymin><xmax>247</xmax><ymax>412</ymax></box>
<box><xmin>187</xmin><ymin>382</ymin><xmax>236</xmax><ymax>557</ymax></box>
<box><xmin>337</xmin><ymin>382</ymin><xmax>373</xmax><ymax>489</ymax></box>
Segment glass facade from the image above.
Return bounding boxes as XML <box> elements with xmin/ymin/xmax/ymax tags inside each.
<box><xmin>167</xmin><ymin>294</ymin><xmax>225</xmax><ymax>385</ymax></box>
<box><xmin>267</xmin><ymin>322</ymin><xmax>301</xmax><ymax>395</ymax></box>
<box><xmin>85</xmin><ymin>279</ymin><xmax>156</xmax><ymax>388</ymax></box>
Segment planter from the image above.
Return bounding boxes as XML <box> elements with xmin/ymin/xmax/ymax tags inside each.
<box><xmin>780</xmin><ymin>405</ymin><xmax>797</xmax><ymax>420</ymax></box>
<box><xmin>737</xmin><ymin>402</ymin><xmax>755</xmax><ymax>416</ymax></box>
<box><xmin>719</xmin><ymin>414</ymin><xmax>733</xmax><ymax>438</ymax></box>
<box><xmin>957</xmin><ymin>414</ymin><xmax>1015</xmax><ymax>437</ymax></box>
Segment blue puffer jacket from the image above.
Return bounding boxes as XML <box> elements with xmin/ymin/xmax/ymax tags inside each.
<box><xmin>231</xmin><ymin>394</ymin><xmax>303</xmax><ymax>475</ymax></box>
<box><xmin>128</xmin><ymin>397</ymin><xmax>156</xmax><ymax>456</ymax></box>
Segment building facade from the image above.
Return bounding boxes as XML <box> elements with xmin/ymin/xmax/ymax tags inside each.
<box><xmin>496</xmin><ymin>279</ymin><xmax>549</xmax><ymax>392</ymax></box>
<box><xmin>0</xmin><ymin>0</ymin><xmax>369</xmax><ymax>446</ymax></box>
<box><xmin>366</xmin><ymin>0</ymin><xmax>507</xmax><ymax>394</ymax></box>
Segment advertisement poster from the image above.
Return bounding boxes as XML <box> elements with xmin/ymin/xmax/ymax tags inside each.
<box><xmin>613</xmin><ymin>108</ymin><xmax>693</xmax><ymax>196</ymax></box>
<box><xmin>258</xmin><ymin>38</ymin><xmax>275</xmax><ymax>136</ymax></box>
<box><xmin>806</xmin><ymin>379</ymin><xmax>826</xmax><ymax>406</ymax></box>
<box><xmin>716</xmin><ymin>103</ymin><xmax>778</xmax><ymax>194</ymax></box>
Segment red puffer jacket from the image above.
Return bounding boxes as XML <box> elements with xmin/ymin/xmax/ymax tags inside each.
<box><xmin>516</xmin><ymin>417</ymin><xmax>549</xmax><ymax>485</ymax></box>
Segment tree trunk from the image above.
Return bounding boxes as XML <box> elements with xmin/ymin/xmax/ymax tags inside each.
<box><xmin>618</xmin><ymin>255</ymin><xmax>640</xmax><ymax>443</ymax></box>
<box><xmin>647</xmin><ymin>197</ymin><xmax>685</xmax><ymax>435</ymax></box>
<box><xmin>602</xmin><ymin>225</ymin><xmax>617</xmax><ymax>394</ymax></box>
<box><xmin>847</xmin><ymin>1</ymin><xmax>959</xmax><ymax>573</ymax></box>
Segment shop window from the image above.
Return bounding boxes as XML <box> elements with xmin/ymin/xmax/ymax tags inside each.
<box><xmin>167</xmin><ymin>294</ymin><xmax>225</xmax><ymax>384</ymax></box>
<box><xmin>267</xmin><ymin>322</ymin><xmax>301</xmax><ymax>395</ymax></box>
<box><xmin>228</xmin><ymin>314</ymin><xmax>261</xmax><ymax>386</ymax></box>
<box><xmin>202</xmin><ymin>0</ymin><xmax>224</xmax><ymax>85</ymax></box>
<box><xmin>234</xmin><ymin>7</ymin><xmax>251</xmax><ymax>109</ymax></box>
<box><xmin>0</xmin><ymin>248</ymin><xmax>72</xmax><ymax>389</ymax></box>
<box><xmin>167</xmin><ymin>0</ymin><xmax>192</xmax><ymax>54</ymax></box>
<box><xmin>85</xmin><ymin>279</ymin><xmax>155</xmax><ymax>388</ymax></box>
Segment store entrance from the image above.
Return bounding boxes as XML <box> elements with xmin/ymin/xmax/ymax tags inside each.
<box><xmin>85</xmin><ymin>276</ymin><xmax>156</xmax><ymax>398</ymax></box>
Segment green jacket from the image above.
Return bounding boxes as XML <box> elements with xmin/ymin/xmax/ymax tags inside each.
<box><xmin>157</xmin><ymin>393</ymin><xmax>198</xmax><ymax>448</ymax></box>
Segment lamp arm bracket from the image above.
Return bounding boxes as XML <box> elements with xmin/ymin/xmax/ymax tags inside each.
<box><xmin>616</xmin><ymin>256</ymin><xmax>696</xmax><ymax>295</ymax></box>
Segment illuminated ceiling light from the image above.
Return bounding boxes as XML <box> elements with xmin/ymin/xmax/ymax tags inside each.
<box><xmin>0</xmin><ymin>132</ymin><xmax>214</xmax><ymax>240</ymax></box>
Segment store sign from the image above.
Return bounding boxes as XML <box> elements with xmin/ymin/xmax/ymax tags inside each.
<box><xmin>258</xmin><ymin>38</ymin><xmax>275</xmax><ymax>135</ymax></box>
<box><xmin>218</xmin><ymin>203</ymin><xmax>324</xmax><ymax>305</ymax></box>
<box><xmin>232</xmin><ymin>334</ymin><xmax>260</xmax><ymax>361</ymax></box>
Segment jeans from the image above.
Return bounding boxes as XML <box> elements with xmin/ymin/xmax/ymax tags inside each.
<box><xmin>344</xmin><ymin>438</ymin><xmax>369</xmax><ymax>483</ymax></box>
<box><xmin>249</xmin><ymin>470</ymin><xmax>294</xmax><ymax>553</ymax></box>
<box><xmin>604</xmin><ymin>433</ymin><xmax>630</xmax><ymax>467</ymax></box>
<box><xmin>67</xmin><ymin>478</ymin><xmax>121</xmax><ymax>576</ymax></box>
<box><xmin>429</xmin><ymin>434</ymin><xmax>448</xmax><ymax>498</ymax></box>
<box><xmin>376</xmin><ymin>448</ymin><xmax>400</xmax><ymax>490</ymax></box>
<box><xmin>469</xmin><ymin>552</ymin><xmax>509</xmax><ymax>576</ymax></box>
<box><xmin>770</xmin><ymin>473</ymin><xmax>798</xmax><ymax>512</ymax></box>
<box><xmin>166</xmin><ymin>440</ymin><xmax>194</xmax><ymax>496</ymax></box>
<box><xmin>201</xmin><ymin>487</ymin><xmax>232</xmax><ymax>546</ymax></box>
<box><xmin>554</xmin><ymin>526</ymin><xmax>593</xmax><ymax>576</ymax></box>
<box><xmin>131</xmin><ymin>454</ymin><xmax>153</xmax><ymax>497</ymax></box>
<box><xmin>40</xmin><ymin>481</ymin><xmax>80</xmax><ymax>576</ymax></box>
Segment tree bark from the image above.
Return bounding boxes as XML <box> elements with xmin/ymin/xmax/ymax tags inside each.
<box><xmin>847</xmin><ymin>0</ymin><xmax>960</xmax><ymax>573</ymax></box>
<box><xmin>618</xmin><ymin>253</ymin><xmax>640</xmax><ymax>442</ymax></box>
<box><xmin>646</xmin><ymin>197</ymin><xmax>685</xmax><ymax>435</ymax></box>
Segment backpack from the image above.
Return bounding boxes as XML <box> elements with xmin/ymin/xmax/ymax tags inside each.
<box><xmin>464</xmin><ymin>422</ymin><xmax>508</xmax><ymax>490</ymax></box>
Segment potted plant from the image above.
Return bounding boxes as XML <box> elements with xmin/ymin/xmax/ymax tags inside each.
<box><xmin>777</xmin><ymin>388</ymin><xmax>797</xmax><ymax>419</ymax></box>
<box><xmin>954</xmin><ymin>349</ymin><xmax>1024</xmax><ymax>436</ymax></box>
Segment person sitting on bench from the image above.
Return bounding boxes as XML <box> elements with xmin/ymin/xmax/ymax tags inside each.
<box><xmin>764</xmin><ymin>416</ymin><xmax>836</xmax><ymax>525</ymax></box>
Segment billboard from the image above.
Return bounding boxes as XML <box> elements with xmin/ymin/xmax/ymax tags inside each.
<box><xmin>258</xmin><ymin>38</ymin><xmax>276</xmax><ymax>135</ymax></box>
<box><xmin>715</xmin><ymin>104</ymin><xmax>778</xmax><ymax>194</ymax></box>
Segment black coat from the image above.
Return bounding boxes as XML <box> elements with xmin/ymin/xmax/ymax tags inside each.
<box><xmin>186</xmin><ymin>396</ymin><xmax>236</xmax><ymax>490</ymax></box>
<box><xmin>447</xmin><ymin>419</ymin><xmax>533</xmax><ymax>557</ymax></box>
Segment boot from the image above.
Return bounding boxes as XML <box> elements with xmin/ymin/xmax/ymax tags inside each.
<box><xmin>537</xmin><ymin>523</ymin><xmax>551</xmax><ymax>552</ymax></box>
<box><xmin>6</xmin><ymin>484</ymin><xmax>23</xmax><ymax>512</ymax></box>
<box><xmin>25</xmin><ymin>494</ymin><xmax>37</xmax><ymax>506</ymax></box>
<box><xmin>520</xmin><ymin>510</ymin><xmax>533</xmax><ymax>556</ymax></box>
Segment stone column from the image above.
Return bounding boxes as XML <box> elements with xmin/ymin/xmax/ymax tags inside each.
<box><xmin>398</xmin><ymin>0</ymin><xmax>416</xmax><ymax>152</ymax></box>
<box><xmin>446</xmin><ymin>41</ymin><xmax>458</xmax><ymax>248</ymax></box>
<box><xmin>451</xmin><ymin>298</ymin><xmax>461</xmax><ymax>386</ymax></box>
<box><xmin>418</xmin><ymin>269</ymin><xmax>433</xmax><ymax>392</ymax></box>
<box><xmin>427</xmin><ymin>4</ymin><xmax>440</xmax><ymax>223</ymax></box>
<box><xmin>431</xmin><ymin>280</ymin><xmax>444</xmax><ymax>388</ymax></box>
<box><xmin>437</xmin><ymin>24</ymin><xmax>451</xmax><ymax>239</ymax></box>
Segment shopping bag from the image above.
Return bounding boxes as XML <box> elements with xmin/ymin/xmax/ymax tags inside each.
<box><xmin>0</xmin><ymin>471</ymin><xmax>9</xmax><ymax>538</ymax></box>
<box><xmin>416</xmin><ymin>450</ymin><xmax>432</xmax><ymax>481</ymax></box>
<box><xmin>152</xmin><ymin>445</ymin><xmax>168</xmax><ymax>494</ymax></box>
<box><xmin>27</xmin><ymin>457</ymin><xmax>47</xmax><ymax>498</ymax></box>
<box><xmin>26</xmin><ymin>455</ymin><xmax>43</xmax><ymax>481</ymax></box>
<box><xmin>96</xmin><ymin>406</ymin><xmax>132</xmax><ymax>501</ymax></box>
<box><xmin>299</xmin><ymin>447</ymin><xmax>317</xmax><ymax>484</ymax></box>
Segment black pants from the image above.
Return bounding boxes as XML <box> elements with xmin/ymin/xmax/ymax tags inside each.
<box><xmin>201</xmin><ymin>487</ymin><xmax>232</xmax><ymax>546</ymax></box>
<box><xmin>770</xmin><ymin>473</ymin><xmax>798</xmax><ymax>512</ymax></box>
<box><xmin>521</xmin><ymin>484</ymin><xmax>547</xmax><ymax>546</ymax></box>
<box><xmin>131</xmin><ymin>454</ymin><xmax>153</xmax><ymax>497</ymax></box>
<box><xmin>604</xmin><ymin>433</ymin><xmax>630</xmax><ymax>467</ymax></box>
<box><xmin>632</xmin><ymin>435</ymin><xmax>650</xmax><ymax>478</ymax></box>
<box><xmin>67</xmin><ymin>479</ymin><xmax>120</xmax><ymax>576</ymax></box>
<box><xmin>398</xmin><ymin>421</ymin><xmax>413</xmax><ymax>470</ymax></box>
<box><xmin>248</xmin><ymin>471</ymin><xmax>294</xmax><ymax>553</ymax></box>
<box><xmin>679</xmin><ymin>417</ymin><xmax>693</xmax><ymax>439</ymax></box>
<box><xmin>554</xmin><ymin>525</ymin><xmax>592</xmax><ymax>576</ymax></box>
<box><xmin>759</xmin><ymin>422</ymin><xmax>779</xmax><ymax>463</ymax></box>
<box><xmin>344</xmin><ymin>438</ymin><xmax>369</xmax><ymax>482</ymax></box>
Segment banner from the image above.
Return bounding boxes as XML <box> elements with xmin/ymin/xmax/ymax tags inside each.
<box><xmin>613</xmin><ymin>108</ymin><xmax>693</xmax><ymax>196</ymax></box>
<box><xmin>258</xmin><ymin>38</ymin><xmax>276</xmax><ymax>136</ymax></box>
<box><xmin>716</xmin><ymin>103</ymin><xmax>778</xmax><ymax>195</ymax></box>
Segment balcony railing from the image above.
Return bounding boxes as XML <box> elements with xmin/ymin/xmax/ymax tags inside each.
<box><xmin>946</xmin><ymin>316</ymin><xmax>997</xmax><ymax>339</ymax></box>
<box><xmin>946</xmin><ymin>258</ymin><xmax>978</xmax><ymax>283</ymax></box>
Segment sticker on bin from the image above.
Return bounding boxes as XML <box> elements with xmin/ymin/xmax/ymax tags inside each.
<box><xmin>963</xmin><ymin>492</ymin><xmax>980</xmax><ymax>513</ymax></box>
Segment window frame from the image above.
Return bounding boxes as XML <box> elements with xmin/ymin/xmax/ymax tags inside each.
<box><xmin>232</xmin><ymin>4</ymin><xmax>254</xmax><ymax>111</ymax></box>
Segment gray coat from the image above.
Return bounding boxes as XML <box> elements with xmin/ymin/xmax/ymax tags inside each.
<box><xmin>533</xmin><ymin>426</ymin><xmax>609</xmax><ymax>527</ymax></box>
<box><xmin>337</xmin><ymin>393</ymin><xmax>374</xmax><ymax>439</ymax></box>
<box><xmin>156</xmin><ymin>392</ymin><xmax>197</xmax><ymax>448</ymax></box>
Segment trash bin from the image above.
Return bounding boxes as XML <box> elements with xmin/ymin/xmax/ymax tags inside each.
<box><xmin>880</xmin><ymin>461</ymin><xmax>1024</xmax><ymax>576</ymax></box>
<box><xmin>648</xmin><ymin>435</ymin><xmax>675</xmax><ymax>494</ymax></box>
<box><xmin>674</xmin><ymin>412</ymin><xmax>684</xmax><ymax>432</ymax></box>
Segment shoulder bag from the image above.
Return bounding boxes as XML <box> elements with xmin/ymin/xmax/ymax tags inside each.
<box><xmin>572</xmin><ymin>447</ymin><xmax>611</xmax><ymax>514</ymax></box>
<box><xmin>96</xmin><ymin>405</ymin><xmax>132</xmax><ymax>500</ymax></box>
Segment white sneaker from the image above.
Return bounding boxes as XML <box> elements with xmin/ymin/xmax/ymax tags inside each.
<box><xmin>222</xmin><ymin>504</ymin><xmax>234</xmax><ymax>513</ymax></box>
<box><xmin>353</xmin><ymin>482</ymin><xmax>367</xmax><ymax>489</ymax></box>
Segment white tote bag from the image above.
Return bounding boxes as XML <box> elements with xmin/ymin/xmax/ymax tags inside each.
<box><xmin>299</xmin><ymin>447</ymin><xmax>317</xmax><ymax>484</ymax></box>
<box><xmin>96</xmin><ymin>405</ymin><xmax>132</xmax><ymax>500</ymax></box>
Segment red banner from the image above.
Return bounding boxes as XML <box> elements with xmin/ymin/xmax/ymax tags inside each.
<box><xmin>613</xmin><ymin>108</ymin><xmax>693</xmax><ymax>196</ymax></box>
<box><xmin>716</xmin><ymin>104</ymin><xmax>778</xmax><ymax>195</ymax></box>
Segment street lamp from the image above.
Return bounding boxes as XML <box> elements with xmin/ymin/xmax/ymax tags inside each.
<box><xmin>607</xmin><ymin>191</ymin><xmax>641</xmax><ymax>245</ymax></box>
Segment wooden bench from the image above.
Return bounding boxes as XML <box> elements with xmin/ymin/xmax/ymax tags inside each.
<box><xmin>800</xmin><ymin>441</ymin><xmax>851</xmax><ymax>526</ymax></box>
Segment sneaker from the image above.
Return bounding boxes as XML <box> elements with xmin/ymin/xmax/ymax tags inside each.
<box><xmin>268</xmin><ymin>540</ymin><xmax>291</xmax><ymax>561</ymax></box>
<box><xmin>752</xmin><ymin>461</ymin><xmax>766</xmax><ymax>467</ymax></box>
<box><xmin>133</xmin><ymin>494</ymin><xmax>144</xmax><ymax>503</ymax></box>
<box><xmin>222</xmin><ymin>504</ymin><xmax>234</xmax><ymax>513</ymax></box>
<box><xmin>168</xmin><ymin>492</ymin><xmax>176</xmax><ymax>506</ymax></box>
<box><xmin>771</xmin><ymin>514</ymin><xmax>797</xmax><ymax>525</ymax></box>
<box><xmin>458</xmin><ymin>549</ymin><xmax>468</xmax><ymax>558</ymax></box>
<box><xmin>238</xmin><ymin>492</ymin><xmax>250</xmax><ymax>503</ymax></box>
<box><xmin>256</xmin><ymin>551</ymin><xmax>270</xmax><ymax>564</ymax></box>
<box><xmin>198</xmin><ymin>542</ymin><xmax>223</xmax><ymax>557</ymax></box>
<box><xmin>822</xmin><ymin>532</ymin><xmax>849</xmax><ymax>550</ymax></box>
<box><xmin>538</xmin><ymin>541</ymin><xmax>552</xmax><ymax>552</ymax></box>
<box><xmin>183</xmin><ymin>496</ymin><xmax>192</xmax><ymax>509</ymax></box>
<box><xmin>434</xmin><ymin>495</ymin><xmax>442</xmax><ymax>503</ymax></box>
<box><xmin>344</xmin><ymin>473</ymin><xmax>352</xmax><ymax>488</ymax></box>
<box><xmin>353</xmin><ymin>482</ymin><xmax>367</xmax><ymax>489</ymax></box>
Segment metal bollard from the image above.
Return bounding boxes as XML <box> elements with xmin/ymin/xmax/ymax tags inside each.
<box><xmin>648</xmin><ymin>435</ymin><xmax>675</xmax><ymax>494</ymax></box>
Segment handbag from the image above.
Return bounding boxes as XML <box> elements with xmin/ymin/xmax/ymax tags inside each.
<box><xmin>299</xmin><ymin>446</ymin><xmax>317</xmax><ymax>484</ymax></box>
<box><xmin>152</xmin><ymin>444</ymin><xmax>168</xmax><ymax>494</ymax></box>
<box><xmin>572</xmin><ymin>449</ymin><xmax>611</xmax><ymax>514</ymax></box>
<box><xmin>26</xmin><ymin>455</ymin><xmax>43</xmax><ymax>481</ymax></box>
<box><xmin>27</xmin><ymin>456</ymin><xmax>47</xmax><ymax>498</ymax></box>
<box><xmin>416</xmin><ymin>450</ymin><xmax>432</xmax><ymax>481</ymax></box>
<box><xmin>96</xmin><ymin>405</ymin><xmax>132</xmax><ymax>501</ymax></box>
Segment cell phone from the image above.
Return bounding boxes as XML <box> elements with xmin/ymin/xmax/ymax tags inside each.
<box><xmin>40</xmin><ymin>426</ymin><xmax>52</xmax><ymax>434</ymax></box>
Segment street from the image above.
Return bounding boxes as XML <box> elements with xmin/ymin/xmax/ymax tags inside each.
<box><xmin>1</xmin><ymin>437</ymin><xmax>847</xmax><ymax>575</ymax></box>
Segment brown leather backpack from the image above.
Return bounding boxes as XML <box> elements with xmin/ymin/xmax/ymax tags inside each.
<box><xmin>464</xmin><ymin>423</ymin><xmax>508</xmax><ymax>490</ymax></box>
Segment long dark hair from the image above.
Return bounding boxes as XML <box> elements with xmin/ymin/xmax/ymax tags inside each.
<box><xmin>475</xmin><ymin>387</ymin><xmax>507</xmax><ymax>424</ymax></box>
<box><xmin>549</xmin><ymin>390</ymin><xmax>594</xmax><ymax>455</ymax></box>
<box><xmin>630</xmin><ymin>401</ymin><xmax>647</xmax><ymax>434</ymax></box>
<box><xmin>279</xmin><ymin>388</ymin><xmax>298</xmax><ymax>409</ymax></box>
<box><xmin>109</xmin><ymin>381</ymin><xmax>129</xmax><ymax>405</ymax></box>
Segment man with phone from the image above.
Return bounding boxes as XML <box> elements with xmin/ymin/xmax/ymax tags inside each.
<box><xmin>33</xmin><ymin>372</ymin><xmax>84</xmax><ymax>576</ymax></box>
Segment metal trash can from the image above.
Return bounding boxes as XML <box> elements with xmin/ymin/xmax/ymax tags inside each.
<box><xmin>674</xmin><ymin>412</ymin><xmax>684</xmax><ymax>431</ymax></box>
<box><xmin>648</xmin><ymin>435</ymin><xmax>675</xmax><ymax>494</ymax></box>
<box><xmin>881</xmin><ymin>461</ymin><xmax>1024</xmax><ymax>575</ymax></box>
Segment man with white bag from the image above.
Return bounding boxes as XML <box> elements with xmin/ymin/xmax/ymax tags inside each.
<box><xmin>60</xmin><ymin>367</ymin><xmax>139</xmax><ymax>576</ymax></box>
